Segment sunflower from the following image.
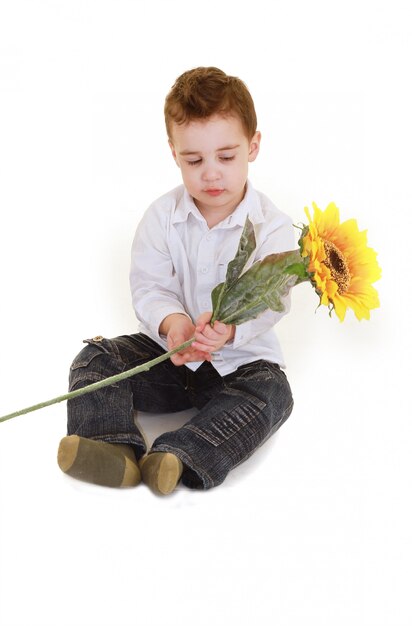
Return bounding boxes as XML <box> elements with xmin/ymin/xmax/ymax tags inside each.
<box><xmin>299</xmin><ymin>202</ymin><xmax>381</xmax><ymax>321</ymax></box>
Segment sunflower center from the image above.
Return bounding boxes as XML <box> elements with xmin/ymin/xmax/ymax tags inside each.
<box><xmin>323</xmin><ymin>240</ymin><xmax>351</xmax><ymax>293</ymax></box>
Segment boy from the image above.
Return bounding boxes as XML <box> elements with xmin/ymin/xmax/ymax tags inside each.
<box><xmin>57</xmin><ymin>67</ymin><xmax>294</xmax><ymax>495</ymax></box>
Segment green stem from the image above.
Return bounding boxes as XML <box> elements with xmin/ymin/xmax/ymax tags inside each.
<box><xmin>0</xmin><ymin>338</ymin><xmax>195</xmax><ymax>424</ymax></box>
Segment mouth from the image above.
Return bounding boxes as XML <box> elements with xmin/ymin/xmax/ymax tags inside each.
<box><xmin>205</xmin><ymin>188</ymin><xmax>224</xmax><ymax>196</ymax></box>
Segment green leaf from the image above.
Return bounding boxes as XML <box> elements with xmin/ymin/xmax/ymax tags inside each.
<box><xmin>224</xmin><ymin>216</ymin><xmax>256</xmax><ymax>286</ymax></box>
<box><xmin>211</xmin><ymin>216</ymin><xmax>256</xmax><ymax>323</ymax></box>
<box><xmin>211</xmin><ymin>249</ymin><xmax>309</xmax><ymax>326</ymax></box>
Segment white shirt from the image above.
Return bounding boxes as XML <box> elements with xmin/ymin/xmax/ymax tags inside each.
<box><xmin>130</xmin><ymin>181</ymin><xmax>294</xmax><ymax>376</ymax></box>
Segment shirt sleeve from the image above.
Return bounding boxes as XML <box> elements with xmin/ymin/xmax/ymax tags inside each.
<box><xmin>129</xmin><ymin>203</ymin><xmax>191</xmax><ymax>339</ymax></box>
<box><xmin>231</xmin><ymin>211</ymin><xmax>296</xmax><ymax>350</ymax></box>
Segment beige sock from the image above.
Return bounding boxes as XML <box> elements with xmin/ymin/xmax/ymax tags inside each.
<box><xmin>139</xmin><ymin>452</ymin><xmax>183</xmax><ymax>495</ymax></box>
<box><xmin>57</xmin><ymin>435</ymin><xmax>141</xmax><ymax>488</ymax></box>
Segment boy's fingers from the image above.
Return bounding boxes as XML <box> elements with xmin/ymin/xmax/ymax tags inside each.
<box><xmin>195</xmin><ymin>311</ymin><xmax>212</xmax><ymax>330</ymax></box>
<box><xmin>170</xmin><ymin>342</ymin><xmax>212</xmax><ymax>365</ymax></box>
<box><xmin>213</xmin><ymin>321</ymin><xmax>229</xmax><ymax>334</ymax></box>
<box><xmin>168</xmin><ymin>333</ymin><xmax>187</xmax><ymax>350</ymax></box>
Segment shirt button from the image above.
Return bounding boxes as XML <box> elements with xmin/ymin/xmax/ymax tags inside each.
<box><xmin>200</xmin><ymin>266</ymin><xmax>208</xmax><ymax>274</ymax></box>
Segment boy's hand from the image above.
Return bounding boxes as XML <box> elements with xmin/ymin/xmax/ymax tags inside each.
<box><xmin>192</xmin><ymin>312</ymin><xmax>235</xmax><ymax>355</ymax></box>
<box><xmin>160</xmin><ymin>313</ymin><xmax>212</xmax><ymax>366</ymax></box>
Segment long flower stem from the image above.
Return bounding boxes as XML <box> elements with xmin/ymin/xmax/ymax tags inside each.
<box><xmin>0</xmin><ymin>338</ymin><xmax>195</xmax><ymax>424</ymax></box>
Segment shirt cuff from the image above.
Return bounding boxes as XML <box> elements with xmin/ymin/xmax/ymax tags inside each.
<box><xmin>146</xmin><ymin>304</ymin><xmax>192</xmax><ymax>340</ymax></box>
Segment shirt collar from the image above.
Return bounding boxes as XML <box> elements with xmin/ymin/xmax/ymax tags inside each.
<box><xmin>171</xmin><ymin>180</ymin><xmax>265</xmax><ymax>227</ymax></box>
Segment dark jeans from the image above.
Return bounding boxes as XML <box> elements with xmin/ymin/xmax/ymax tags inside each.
<box><xmin>67</xmin><ymin>333</ymin><xmax>294</xmax><ymax>490</ymax></box>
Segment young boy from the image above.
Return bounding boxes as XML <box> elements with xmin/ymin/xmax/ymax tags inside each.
<box><xmin>57</xmin><ymin>67</ymin><xmax>294</xmax><ymax>494</ymax></box>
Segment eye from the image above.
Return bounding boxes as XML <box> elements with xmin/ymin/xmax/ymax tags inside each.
<box><xmin>220</xmin><ymin>156</ymin><xmax>235</xmax><ymax>162</ymax></box>
<box><xmin>187</xmin><ymin>159</ymin><xmax>202</xmax><ymax>166</ymax></box>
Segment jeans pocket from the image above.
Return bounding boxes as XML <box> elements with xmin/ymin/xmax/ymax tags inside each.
<box><xmin>69</xmin><ymin>339</ymin><xmax>119</xmax><ymax>390</ymax></box>
<box><xmin>228</xmin><ymin>360</ymin><xmax>282</xmax><ymax>383</ymax></box>
<box><xmin>184</xmin><ymin>388</ymin><xmax>266</xmax><ymax>447</ymax></box>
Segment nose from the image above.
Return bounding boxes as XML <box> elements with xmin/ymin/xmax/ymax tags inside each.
<box><xmin>201</xmin><ymin>162</ymin><xmax>221</xmax><ymax>182</ymax></box>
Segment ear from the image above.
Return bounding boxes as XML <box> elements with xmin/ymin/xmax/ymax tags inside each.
<box><xmin>248</xmin><ymin>131</ymin><xmax>261</xmax><ymax>163</ymax></box>
<box><xmin>168</xmin><ymin>140</ymin><xmax>180</xmax><ymax>167</ymax></box>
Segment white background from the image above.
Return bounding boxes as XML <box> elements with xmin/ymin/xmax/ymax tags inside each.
<box><xmin>0</xmin><ymin>1</ymin><xmax>411</xmax><ymax>625</ymax></box>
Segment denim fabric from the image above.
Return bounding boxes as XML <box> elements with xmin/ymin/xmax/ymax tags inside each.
<box><xmin>67</xmin><ymin>333</ymin><xmax>293</xmax><ymax>490</ymax></box>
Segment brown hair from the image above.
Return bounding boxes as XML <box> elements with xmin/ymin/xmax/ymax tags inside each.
<box><xmin>164</xmin><ymin>66</ymin><xmax>257</xmax><ymax>140</ymax></box>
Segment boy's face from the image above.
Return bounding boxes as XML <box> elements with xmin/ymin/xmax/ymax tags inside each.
<box><xmin>169</xmin><ymin>114</ymin><xmax>261</xmax><ymax>222</ymax></box>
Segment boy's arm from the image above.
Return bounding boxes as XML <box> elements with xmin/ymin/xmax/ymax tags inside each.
<box><xmin>130</xmin><ymin>203</ymin><xmax>231</xmax><ymax>364</ymax></box>
<box><xmin>130</xmin><ymin>206</ymin><xmax>189</xmax><ymax>341</ymax></box>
